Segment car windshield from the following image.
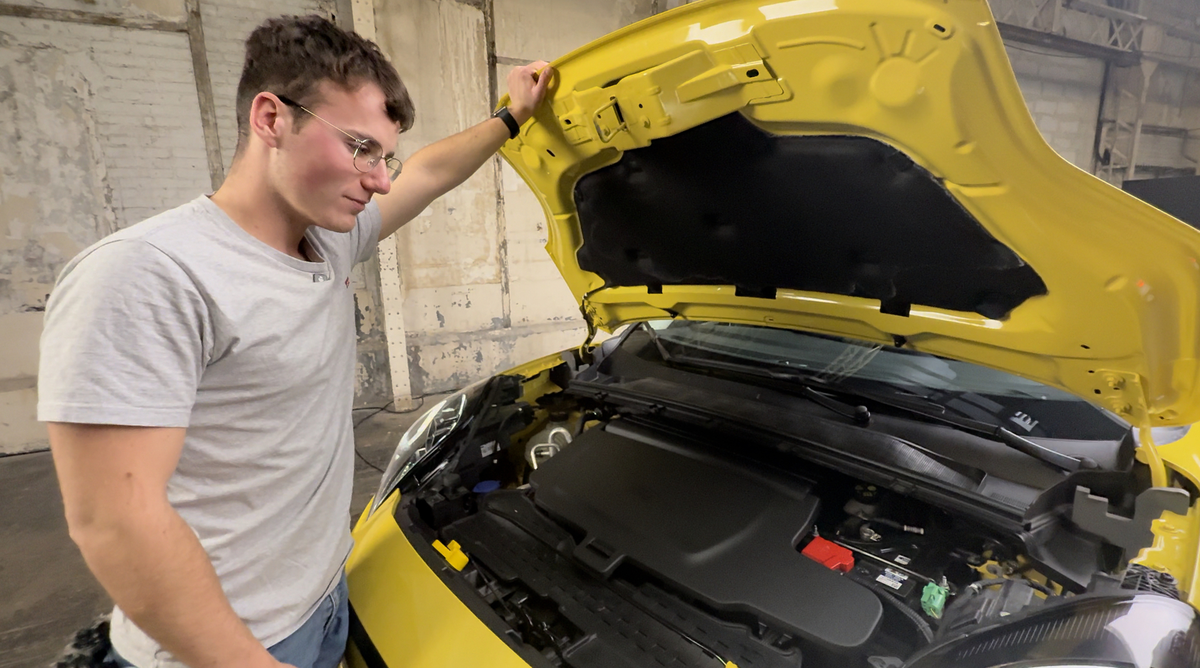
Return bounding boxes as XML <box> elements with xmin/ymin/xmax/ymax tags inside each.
<box><xmin>644</xmin><ymin>320</ymin><xmax>1129</xmax><ymax>441</ymax></box>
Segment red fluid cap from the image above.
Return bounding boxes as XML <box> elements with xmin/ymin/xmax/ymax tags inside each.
<box><xmin>801</xmin><ymin>536</ymin><xmax>854</xmax><ymax>572</ymax></box>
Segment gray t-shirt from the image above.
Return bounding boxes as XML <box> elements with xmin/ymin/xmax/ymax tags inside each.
<box><xmin>37</xmin><ymin>195</ymin><xmax>381</xmax><ymax>665</ymax></box>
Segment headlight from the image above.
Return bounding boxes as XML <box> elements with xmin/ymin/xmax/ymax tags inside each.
<box><xmin>367</xmin><ymin>381</ymin><xmax>486</xmax><ymax>516</ymax></box>
<box><xmin>906</xmin><ymin>593</ymin><xmax>1199</xmax><ymax>668</ymax></box>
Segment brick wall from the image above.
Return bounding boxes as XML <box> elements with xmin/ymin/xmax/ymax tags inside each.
<box><xmin>0</xmin><ymin>18</ymin><xmax>211</xmax><ymax>231</ymax></box>
<box><xmin>991</xmin><ymin>0</ymin><xmax>1200</xmax><ymax>181</ymax></box>
<box><xmin>0</xmin><ymin>0</ymin><xmax>359</xmax><ymax>454</ymax></box>
<box><xmin>1003</xmin><ymin>44</ymin><xmax>1106</xmax><ymax>171</ymax></box>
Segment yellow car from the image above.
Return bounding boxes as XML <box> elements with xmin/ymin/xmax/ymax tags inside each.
<box><xmin>345</xmin><ymin>0</ymin><xmax>1200</xmax><ymax>666</ymax></box>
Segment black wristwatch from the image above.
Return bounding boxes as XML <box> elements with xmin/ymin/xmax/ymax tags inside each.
<box><xmin>492</xmin><ymin>106</ymin><xmax>520</xmax><ymax>139</ymax></box>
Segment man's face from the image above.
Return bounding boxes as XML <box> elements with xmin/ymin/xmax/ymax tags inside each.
<box><xmin>273</xmin><ymin>80</ymin><xmax>402</xmax><ymax>234</ymax></box>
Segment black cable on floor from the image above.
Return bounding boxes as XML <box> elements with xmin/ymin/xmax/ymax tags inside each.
<box><xmin>351</xmin><ymin>396</ymin><xmax>428</xmax><ymax>473</ymax></box>
<box><xmin>354</xmin><ymin>447</ymin><xmax>386</xmax><ymax>473</ymax></box>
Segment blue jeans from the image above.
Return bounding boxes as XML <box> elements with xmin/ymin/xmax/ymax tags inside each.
<box><xmin>109</xmin><ymin>574</ymin><xmax>349</xmax><ymax>668</ymax></box>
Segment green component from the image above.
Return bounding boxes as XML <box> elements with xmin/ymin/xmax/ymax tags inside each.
<box><xmin>921</xmin><ymin>581</ymin><xmax>949</xmax><ymax>619</ymax></box>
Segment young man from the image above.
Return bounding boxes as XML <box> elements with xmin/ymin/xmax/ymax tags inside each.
<box><xmin>38</xmin><ymin>15</ymin><xmax>551</xmax><ymax>668</ymax></box>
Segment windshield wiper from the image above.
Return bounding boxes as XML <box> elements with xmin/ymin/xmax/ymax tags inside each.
<box><xmin>805</xmin><ymin>378</ymin><xmax>1097</xmax><ymax>473</ymax></box>
<box><xmin>640</xmin><ymin>324</ymin><xmax>1094</xmax><ymax>474</ymax></box>
<box><xmin>642</xmin><ymin>323</ymin><xmax>872</xmax><ymax>426</ymax></box>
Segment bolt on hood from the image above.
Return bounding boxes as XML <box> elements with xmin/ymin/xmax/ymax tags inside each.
<box><xmin>497</xmin><ymin>0</ymin><xmax>1200</xmax><ymax>428</ymax></box>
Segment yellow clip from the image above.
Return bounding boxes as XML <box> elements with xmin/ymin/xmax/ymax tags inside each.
<box><xmin>432</xmin><ymin>539</ymin><xmax>470</xmax><ymax>571</ymax></box>
<box><xmin>725</xmin><ymin>662</ymin><xmax>739</xmax><ymax>668</ymax></box>
<box><xmin>1137</xmin><ymin>425</ymin><xmax>1170</xmax><ymax>488</ymax></box>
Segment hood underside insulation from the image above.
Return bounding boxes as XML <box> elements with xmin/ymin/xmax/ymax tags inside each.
<box><xmin>574</xmin><ymin>113</ymin><xmax>1048</xmax><ymax>319</ymax></box>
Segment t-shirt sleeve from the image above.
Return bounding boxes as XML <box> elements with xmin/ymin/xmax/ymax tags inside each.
<box><xmin>37</xmin><ymin>240</ymin><xmax>209</xmax><ymax>428</ymax></box>
<box><xmin>352</xmin><ymin>200</ymin><xmax>382</xmax><ymax>265</ymax></box>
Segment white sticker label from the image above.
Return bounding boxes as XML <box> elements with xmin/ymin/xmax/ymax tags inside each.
<box><xmin>480</xmin><ymin>441</ymin><xmax>498</xmax><ymax>457</ymax></box>
<box><xmin>876</xmin><ymin>574</ymin><xmax>903</xmax><ymax>589</ymax></box>
<box><xmin>894</xmin><ymin>555</ymin><xmax>912</xmax><ymax>566</ymax></box>
<box><xmin>876</xmin><ymin>568</ymin><xmax>909</xmax><ymax>590</ymax></box>
<box><xmin>1010</xmin><ymin>411</ymin><xmax>1039</xmax><ymax>432</ymax></box>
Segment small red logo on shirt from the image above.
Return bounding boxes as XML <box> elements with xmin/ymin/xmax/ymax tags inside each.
<box><xmin>345</xmin><ymin>277</ymin><xmax>351</xmax><ymax>288</ymax></box>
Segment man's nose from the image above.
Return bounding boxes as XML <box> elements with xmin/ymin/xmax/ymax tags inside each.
<box><xmin>364</xmin><ymin>161</ymin><xmax>391</xmax><ymax>196</ymax></box>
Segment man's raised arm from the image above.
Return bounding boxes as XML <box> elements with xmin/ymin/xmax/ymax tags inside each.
<box><xmin>375</xmin><ymin>60</ymin><xmax>552</xmax><ymax>241</ymax></box>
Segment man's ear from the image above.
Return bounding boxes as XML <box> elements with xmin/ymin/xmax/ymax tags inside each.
<box><xmin>248</xmin><ymin>92</ymin><xmax>290</xmax><ymax>149</ymax></box>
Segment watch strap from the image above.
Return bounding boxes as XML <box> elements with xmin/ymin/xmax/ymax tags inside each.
<box><xmin>493</xmin><ymin>106</ymin><xmax>520</xmax><ymax>139</ymax></box>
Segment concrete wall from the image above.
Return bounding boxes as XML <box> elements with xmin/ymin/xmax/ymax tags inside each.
<box><xmin>0</xmin><ymin>0</ymin><xmax>392</xmax><ymax>454</ymax></box>
<box><xmin>370</xmin><ymin>0</ymin><xmax>657</xmax><ymax>397</ymax></box>
<box><xmin>1</xmin><ymin>6</ymin><xmax>209</xmax><ymax>454</ymax></box>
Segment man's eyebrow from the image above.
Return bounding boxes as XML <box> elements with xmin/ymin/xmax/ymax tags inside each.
<box><xmin>345</xmin><ymin>129</ymin><xmax>381</xmax><ymax>146</ymax></box>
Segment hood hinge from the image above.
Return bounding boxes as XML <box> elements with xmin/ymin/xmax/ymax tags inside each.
<box><xmin>578</xmin><ymin>292</ymin><xmax>600</xmax><ymax>363</ymax></box>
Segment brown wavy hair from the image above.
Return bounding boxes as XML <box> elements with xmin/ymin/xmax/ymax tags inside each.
<box><xmin>234</xmin><ymin>15</ymin><xmax>415</xmax><ymax>155</ymax></box>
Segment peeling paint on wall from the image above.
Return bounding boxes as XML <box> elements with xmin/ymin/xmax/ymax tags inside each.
<box><xmin>0</xmin><ymin>25</ymin><xmax>124</xmax><ymax>453</ymax></box>
<box><xmin>351</xmin><ymin>252</ymin><xmax>392</xmax><ymax>407</ymax></box>
<box><xmin>353</xmin><ymin>346</ymin><xmax>392</xmax><ymax>407</ymax></box>
<box><xmin>0</xmin><ymin>28</ymin><xmax>117</xmax><ymax>317</ymax></box>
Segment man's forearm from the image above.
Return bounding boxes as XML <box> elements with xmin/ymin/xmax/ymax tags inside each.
<box><xmin>72</xmin><ymin>502</ymin><xmax>275</xmax><ymax>668</ymax></box>
<box><xmin>375</xmin><ymin>115</ymin><xmax>516</xmax><ymax>239</ymax></box>
<box><xmin>404</xmin><ymin>116</ymin><xmax>512</xmax><ymax>195</ymax></box>
<box><xmin>375</xmin><ymin>61</ymin><xmax>550</xmax><ymax>240</ymax></box>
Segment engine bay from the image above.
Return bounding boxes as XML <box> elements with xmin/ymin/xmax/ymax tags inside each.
<box><xmin>390</xmin><ymin>351</ymin><xmax>1185</xmax><ymax>668</ymax></box>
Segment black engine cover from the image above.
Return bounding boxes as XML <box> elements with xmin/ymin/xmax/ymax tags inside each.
<box><xmin>530</xmin><ymin>419</ymin><xmax>883</xmax><ymax>649</ymax></box>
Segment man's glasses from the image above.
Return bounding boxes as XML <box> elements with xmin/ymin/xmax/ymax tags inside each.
<box><xmin>277</xmin><ymin>95</ymin><xmax>402</xmax><ymax>181</ymax></box>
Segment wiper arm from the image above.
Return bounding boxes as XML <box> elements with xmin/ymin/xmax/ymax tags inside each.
<box><xmin>641</xmin><ymin>323</ymin><xmax>871</xmax><ymax>426</ymax></box>
<box><xmin>639</xmin><ymin>324</ymin><xmax>1092</xmax><ymax>473</ymax></box>
<box><xmin>809</xmin><ymin>380</ymin><xmax>1097</xmax><ymax>473</ymax></box>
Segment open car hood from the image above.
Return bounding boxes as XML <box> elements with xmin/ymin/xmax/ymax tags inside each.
<box><xmin>497</xmin><ymin>0</ymin><xmax>1200</xmax><ymax>428</ymax></box>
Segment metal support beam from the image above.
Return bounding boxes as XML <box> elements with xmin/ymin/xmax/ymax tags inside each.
<box><xmin>483</xmin><ymin>0</ymin><xmax>513</xmax><ymax>332</ymax></box>
<box><xmin>1067</xmin><ymin>0</ymin><xmax>1145</xmax><ymax>24</ymax></box>
<box><xmin>342</xmin><ymin>0</ymin><xmax>414</xmax><ymax>410</ymax></box>
<box><xmin>998</xmin><ymin>22</ymin><xmax>1139</xmax><ymax>66</ymax></box>
<box><xmin>183</xmin><ymin>0</ymin><xmax>224</xmax><ymax>191</ymax></box>
<box><xmin>1126</xmin><ymin>59</ymin><xmax>1159</xmax><ymax>181</ymax></box>
<box><xmin>1091</xmin><ymin>60</ymin><xmax>1112</xmax><ymax>174</ymax></box>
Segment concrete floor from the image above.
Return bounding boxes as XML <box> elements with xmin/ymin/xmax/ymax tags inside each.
<box><xmin>0</xmin><ymin>398</ymin><xmax>444</xmax><ymax>668</ymax></box>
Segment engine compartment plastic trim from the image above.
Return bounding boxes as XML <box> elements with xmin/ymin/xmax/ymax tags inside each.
<box><xmin>530</xmin><ymin>419</ymin><xmax>884</xmax><ymax>648</ymax></box>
